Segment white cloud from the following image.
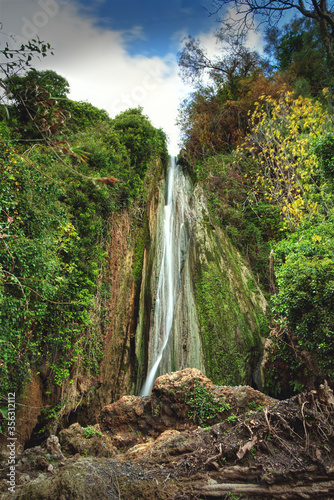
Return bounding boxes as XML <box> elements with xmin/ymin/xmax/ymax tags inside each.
<box><xmin>0</xmin><ymin>0</ymin><xmax>191</xmax><ymax>154</ymax></box>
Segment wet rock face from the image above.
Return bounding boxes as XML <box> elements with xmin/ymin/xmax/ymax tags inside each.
<box><xmin>135</xmin><ymin>169</ymin><xmax>267</xmax><ymax>394</ymax></box>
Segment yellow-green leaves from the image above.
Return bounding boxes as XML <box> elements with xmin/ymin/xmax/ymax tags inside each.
<box><xmin>237</xmin><ymin>91</ymin><xmax>333</xmax><ymax>228</ymax></box>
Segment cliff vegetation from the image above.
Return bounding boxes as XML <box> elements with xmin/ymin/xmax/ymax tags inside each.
<box><xmin>0</xmin><ymin>41</ymin><xmax>168</xmax><ymax>435</ymax></box>
<box><xmin>177</xmin><ymin>16</ymin><xmax>334</xmax><ymax>398</ymax></box>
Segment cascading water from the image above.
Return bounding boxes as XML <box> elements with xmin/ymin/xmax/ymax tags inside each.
<box><xmin>140</xmin><ymin>157</ymin><xmax>192</xmax><ymax>395</ymax></box>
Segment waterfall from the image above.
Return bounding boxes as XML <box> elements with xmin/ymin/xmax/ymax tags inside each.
<box><xmin>140</xmin><ymin>157</ymin><xmax>191</xmax><ymax>395</ymax></box>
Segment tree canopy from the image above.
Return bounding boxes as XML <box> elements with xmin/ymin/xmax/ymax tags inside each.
<box><xmin>209</xmin><ymin>0</ymin><xmax>334</xmax><ymax>68</ymax></box>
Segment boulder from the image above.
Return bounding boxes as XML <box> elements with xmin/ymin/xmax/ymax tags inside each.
<box><xmin>58</xmin><ymin>423</ymin><xmax>117</xmax><ymax>458</ymax></box>
<box><xmin>98</xmin><ymin>369</ymin><xmax>274</xmax><ymax>451</ymax></box>
<box><xmin>98</xmin><ymin>369</ymin><xmax>218</xmax><ymax>447</ymax></box>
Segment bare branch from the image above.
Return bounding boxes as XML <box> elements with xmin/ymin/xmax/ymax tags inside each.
<box><xmin>209</xmin><ymin>0</ymin><xmax>334</xmax><ymax>66</ymax></box>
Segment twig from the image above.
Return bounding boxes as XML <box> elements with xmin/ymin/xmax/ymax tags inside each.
<box><xmin>1</xmin><ymin>270</ymin><xmax>28</xmax><ymax>308</ymax></box>
<box><xmin>264</xmin><ymin>407</ymin><xmax>271</xmax><ymax>434</ymax></box>
<box><xmin>110</xmin><ymin>468</ymin><xmax>121</xmax><ymax>500</ymax></box>
<box><xmin>4</xmin><ymin>282</ymin><xmax>76</xmax><ymax>305</ymax></box>
<box><xmin>162</xmin><ymin>473</ymin><xmax>171</xmax><ymax>489</ymax></box>
<box><xmin>205</xmin><ymin>443</ymin><xmax>223</xmax><ymax>465</ymax></box>
<box><xmin>301</xmin><ymin>401</ymin><xmax>310</xmax><ymax>452</ymax></box>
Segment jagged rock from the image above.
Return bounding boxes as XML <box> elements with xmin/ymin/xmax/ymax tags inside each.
<box><xmin>318</xmin><ymin>380</ymin><xmax>334</xmax><ymax>406</ymax></box>
<box><xmin>153</xmin><ymin>368</ymin><xmax>215</xmax><ymax>398</ymax></box>
<box><xmin>58</xmin><ymin>422</ymin><xmax>117</xmax><ymax>458</ymax></box>
<box><xmin>98</xmin><ymin>369</ymin><xmax>218</xmax><ymax>447</ymax></box>
<box><xmin>1</xmin><ymin>458</ymin><xmax>122</xmax><ymax>500</ymax></box>
<box><xmin>222</xmin><ymin>385</ymin><xmax>275</xmax><ymax>411</ymax></box>
<box><xmin>16</xmin><ymin>446</ymin><xmax>51</xmax><ymax>473</ymax></box>
<box><xmin>45</xmin><ymin>435</ymin><xmax>63</xmax><ymax>459</ymax></box>
<box><xmin>98</xmin><ymin>369</ymin><xmax>276</xmax><ymax>452</ymax></box>
<box><xmin>123</xmin><ymin>428</ymin><xmax>208</xmax><ymax>463</ymax></box>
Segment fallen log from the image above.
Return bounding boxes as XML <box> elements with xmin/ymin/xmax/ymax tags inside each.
<box><xmin>193</xmin><ymin>479</ymin><xmax>334</xmax><ymax>499</ymax></box>
<box><xmin>214</xmin><ymin>466</ymin><xmax>262</xmax><ymax>482</ymax></box>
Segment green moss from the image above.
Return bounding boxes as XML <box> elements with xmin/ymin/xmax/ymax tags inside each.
<box><xmin>132</xmin><ymin>214</ymin><xmax>150</xmax><ymax>284</ymax></box>
<box><xmin>194</xmin><ymin>227</ymin><xmax>262</xmax><ymax>386</ymax></box>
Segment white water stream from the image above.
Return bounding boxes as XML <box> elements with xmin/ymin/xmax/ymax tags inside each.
<box><xmin>140</xmin><ymin>157</ymin><xmax>192</xmax><ymax>395</ymax></box>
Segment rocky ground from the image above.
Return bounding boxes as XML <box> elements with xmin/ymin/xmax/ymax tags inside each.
<box><xmin>1</xmin><ymin>368</ymin><xmax>334</xmax><ymax>499</ymax></box>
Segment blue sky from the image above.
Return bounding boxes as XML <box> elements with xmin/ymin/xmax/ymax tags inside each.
<box><xmin>74</xmin><ymin>0</ymin><xmax>215</xmax><ymax>56</ymax></box>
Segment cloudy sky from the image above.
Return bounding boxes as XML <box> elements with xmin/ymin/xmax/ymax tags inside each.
<box><xmin>0</xmin><ymin>0</ymin><xmax>261</xmax><ymax>153</ymax></box>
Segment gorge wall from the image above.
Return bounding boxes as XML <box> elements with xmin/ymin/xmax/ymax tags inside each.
<box><xmin>12</xmin><ymin>156</ymin><xmax>267</xmax><ymax>451</ymax></box>
<box><xmin>133</xmin><ymin>158</ymin><xmax>267</xmax><ymax>395</ymax></box>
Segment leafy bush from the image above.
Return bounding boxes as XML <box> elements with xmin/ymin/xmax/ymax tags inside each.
<box><xmin>273</xmin><ymin>221</ymin><xmax>334</xmax><ymax>380</ymax></box>
<box><xmin>186</xmin><ymin>379</ymin><xmax>230</xmax><ymax>426</ymax></box>
<box><xmin>83</xmin><ymin>425</ymin><xmax>102</xmax><ymax>439</ymax></box>
<box><xmin>237</xmin><ymin>91</ymin><xmax>333</xmax><ymax>228</ymax></box>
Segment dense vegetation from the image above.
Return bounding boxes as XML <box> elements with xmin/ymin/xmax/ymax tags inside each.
<box><xmin>1</xmin><ymin>10</ymin><xmax>334</xmax><ymax>424</ymax></box>
<box><xmin>0</xmin><ymin>44</ymin><xmax>168</xmax><ymax>420</ymax></box>
<box><xmin>178</xmin><ymin>16</ymin><xmax>334</xmax><ymax>397</ymax></box>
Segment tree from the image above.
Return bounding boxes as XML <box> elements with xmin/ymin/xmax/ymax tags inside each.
<box><xmin>209</xmin><ymin>0</ymin><xmax>334</xmax><ymax>69</ymax></box>
<box><xmin>0</xmin><ymin>38</ymin><xmax>53</xmax><ymax>105</ymax></box>
<box><xmin>273</xmin><ymin>221</ymin><xmax>334</xmax><ymax>380</ymax></box>
<box><xmin>264</xmin><ymin>18</ymin><xmax>333</xmax><ymax>95</ymax></box>
<box><xmin>178</xmin><ymin>35</ymin><xmax>264</xmax><ymax>91</ymax></box>
<box><xmin>238</xmin><ymin>91</ymin><xmax>333</xmax><ymax>228</ymax></box>
<box><xmin>177</xmin><ymin>35</ymin><xmax>290</xmax><ymax>163</ymax></box>
<box><xmin>177</xmin><ymin>34</ymin><xmax>275</xmax><ymax>161</ymax></box>
<box><xmin>113</xmin><ymin>107</ymin><xmax>164</xmax><ymax>174</ymax></box>
<box><xmin>4</xmin><ymin>69</ymin><xmax>70</xmax><ymax>136</ymax></box>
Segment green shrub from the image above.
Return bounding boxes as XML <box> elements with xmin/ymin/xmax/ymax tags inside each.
<box><xmin>186</xmin><ymin>379</ymin><xmax>230</xmax><ymax>426</ymax></box>
<box><xmin>273</xmin><ymin>221</ymin><xmax>334</xmax><ymax>380</ymax></box>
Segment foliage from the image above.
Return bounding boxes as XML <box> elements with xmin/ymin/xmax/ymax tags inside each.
<box><xmin>209</xmin><ymin>0</ymin><xmax>334</xmax><ymax>71</ymax></box>
<box><xmin>313</xmin><ymin>133</ymin><xmax>334</xmax><ymax>180</ymax></box>
<box><xmin>0</xmin><ymin>38</ymin><xmax>53</xmax><ymax>78</ymax></box>
<box><xmin>0</xmin><ymin>66</ymin><xmax>168</xmax><ymax>403</ymax></box>
<box><xmin>265</xmin><ymin>18</ymin><xmax>333</xmax><ymax>96</ymax></box>
<box><xmin>63</xmin><ymin>100</ymin><xmax>111</xmax><ymax>132</ymax></box>
<box><xmin>4</xmin><ymin>69</ymin><xmax>71</xmax><ymax>137</ymax></box>
<box><xmin>264</xmin><ymin>329</ymin><xmax>309</xmax><ymax>398</ymax></box>
<box><xmin>272</xmin><ymin>221</ymin><xmax>334</xmax><ymax>380</ymax></box>
<box><xmin>186</xmin><ymin>379</ymin><xmax>230</xmax><ymax>426</ymax></box>
<box><xmin>196</xmin><ymin>154</ymin><xmax>282</xmax><ymax>290</ymax></box>
<box><xmin>178</xmin><ymin>35</ymin><xmax>264</xmax><ymax>89</ymax></box>
<box><xmin>178</xmin><ymin>66</ymin><xmax>290</xmax><ymax>165</ymax></box>
<box><xmin>237</xmin><ymin>90</ymin><xmax>334</xmax><ymax>229</ymax></box>
<box><xmin>113</xmin><ymin>107</ymin><xmax>168</xmax><ymax>174</ymax></box>
<box><xmin>83</xmin><ymin>425</ymin><xmax>102</xmax><ymax>439</ymax></box>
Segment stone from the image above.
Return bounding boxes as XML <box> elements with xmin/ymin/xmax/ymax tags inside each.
<box><xmin>58</xmin><ymin>423</ymin><xmax>117</xmax><ymax>458</ymax></box>
<box><xmin>46</xmin><ymin>435</ymin><xmax>63</xmax><ymax>459</ymax></box>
